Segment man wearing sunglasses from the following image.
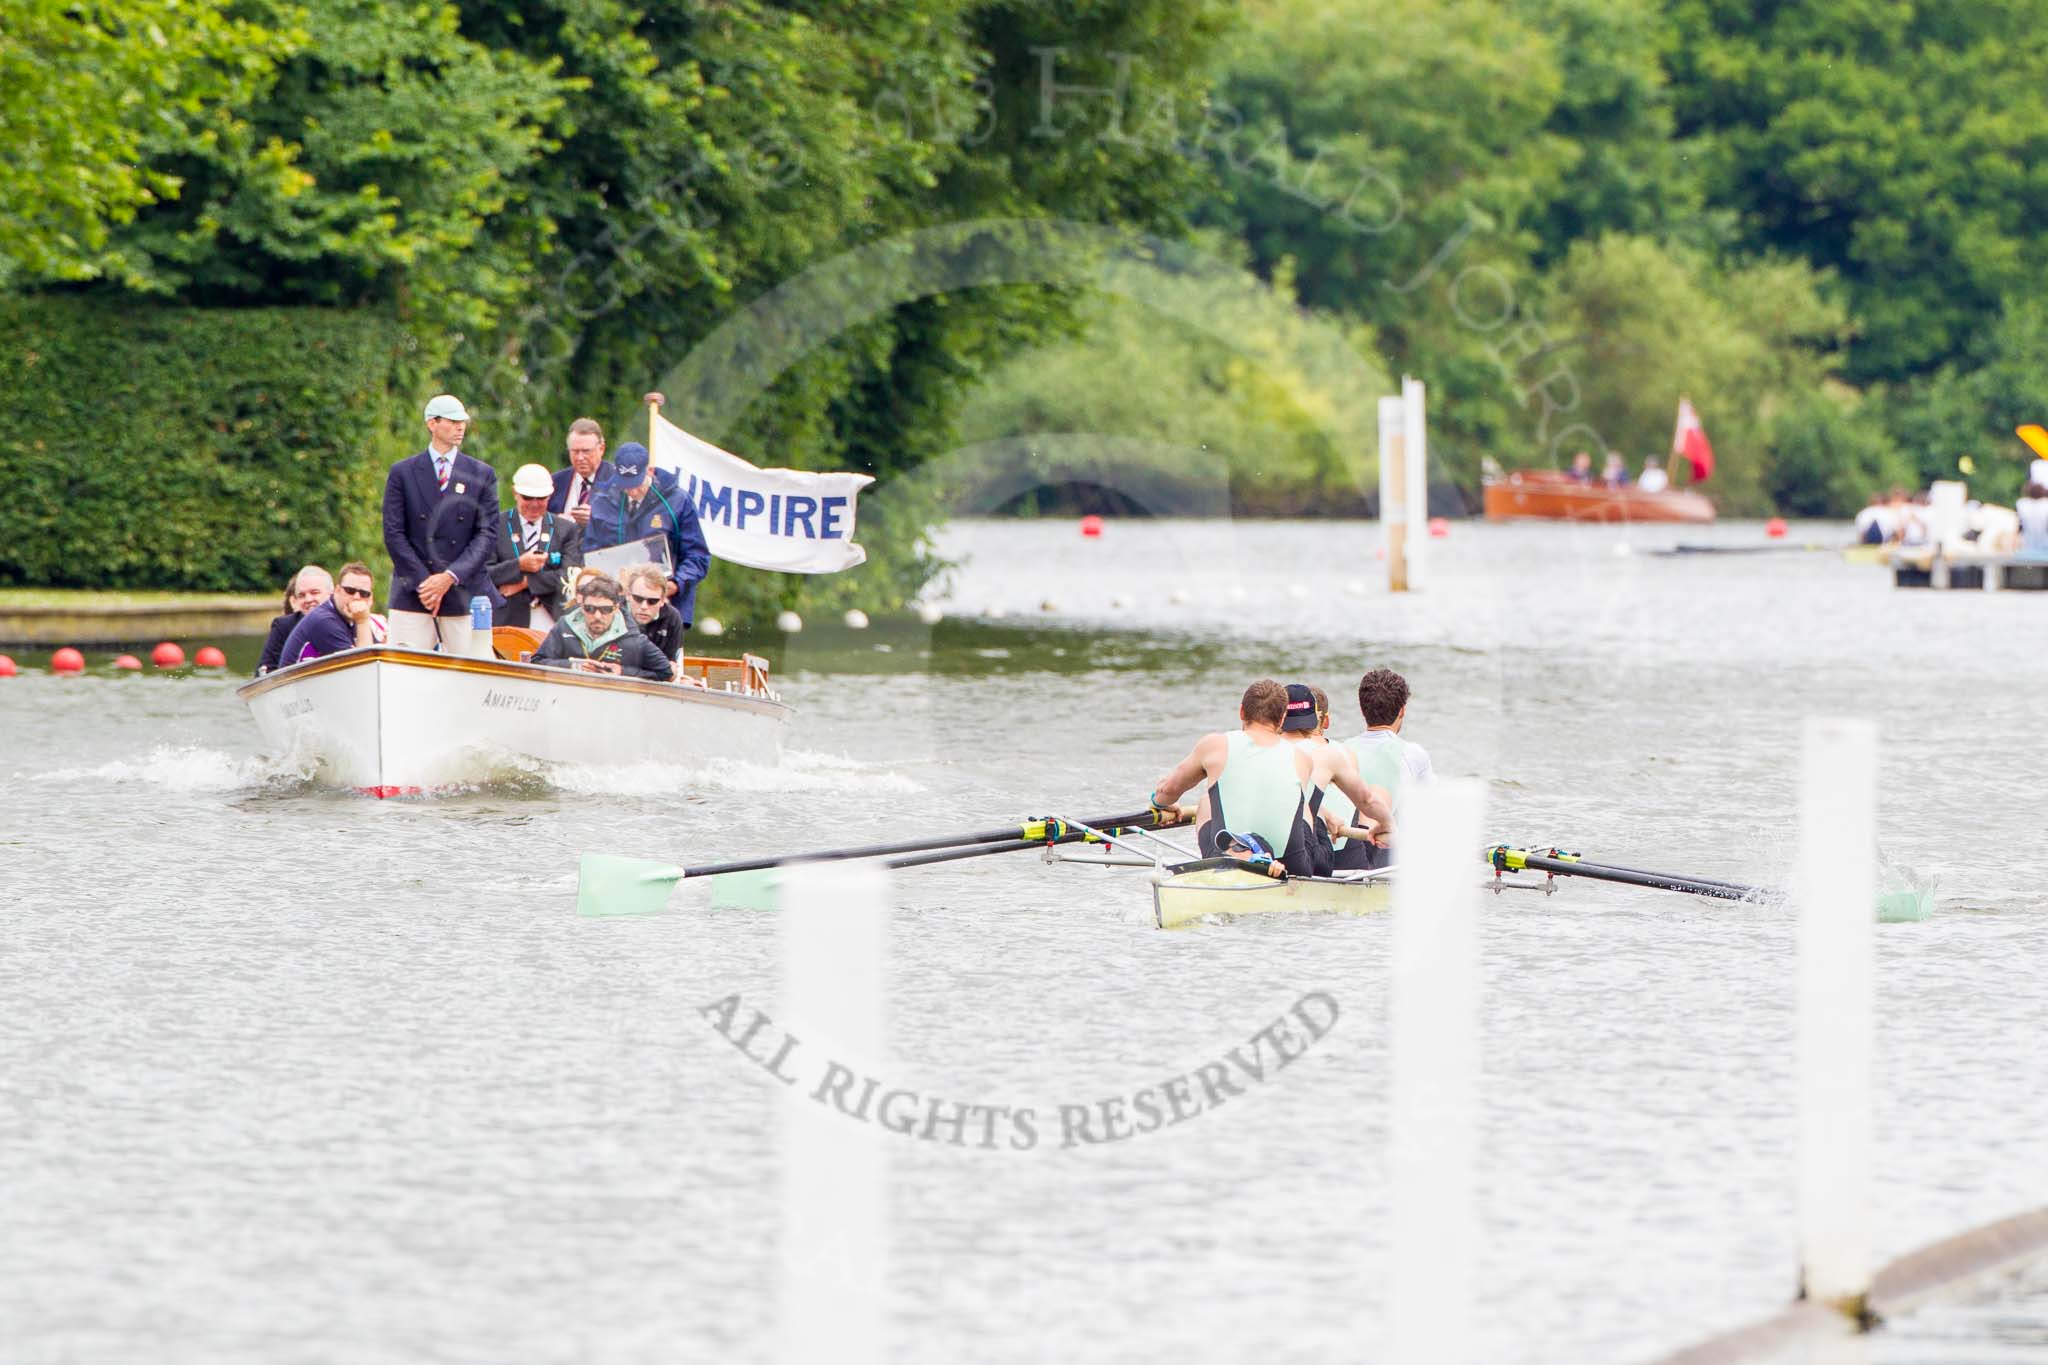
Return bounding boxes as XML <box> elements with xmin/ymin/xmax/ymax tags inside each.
<box><xmin>528</xmin><ymin>573</ymin><xmax>674</xmax><ymax>680</ymax></box>
<box><xmin>275</xmin><ymin>563</ymin><xmax>378</xmax><ymax>669</ymax></box>
<box><xmin>618</xmin><ymin>563</ymin><xmax>685</xmax><ymax>679</ymax></box>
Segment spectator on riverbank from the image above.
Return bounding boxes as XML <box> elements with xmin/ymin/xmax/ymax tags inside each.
<box><xmin>276</xmin><ymin>563</ymin><xmax>376</xmax><ymax>667</ymax></box>
<box><xmin>256</xmin><ymin>565</ymin><xmax>334</xmax><ymax>675</ymax></box>
<box><xmin>2018</xmin><ymin>483</ymin><xmax>2048</xmax><ymax>557</ymax></box>
<box><xmin>619</xmin><ymin>563</ymin><xmax>687</xmax><ymax>679</ymax></box>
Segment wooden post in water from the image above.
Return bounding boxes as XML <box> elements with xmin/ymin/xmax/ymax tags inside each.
<box><xmin>1796</xmin><ymin>718</ymin><xmax>1877</xmax><ymax>1324</ymax></box>
<box><xmin>1389</xmin><ymin>779</ymin><xmax>1485</xmax><ymax>1364</ymax></box>
<box><xmin>1380</xmin><ymin>395</ymin><xmax>1410</xmax><ymax>593</ymax></box>
<box><xmin>1402</xmin><ymin>376</ymin><xmax>1428</xmax><ymax>591</ymax></box>
<box><xmin>779</xmin><ymin>863</ymin><xmax>888</xmax><ymax>1365</ymax></box>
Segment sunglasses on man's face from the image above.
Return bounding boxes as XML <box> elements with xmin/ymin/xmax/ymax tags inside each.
<box><xmin>629</xmin><ymin>593</ymin><xmax>663</xmax><ymax>606</ymax></box>
<box><xmin>338</xmin><ymin>585</ymin><xmax>372</xmax><ymax>599</ymax></box>
<box><xmin>582</xmin><ymin>600</ymin><xmax>617</xmax><ymax>615</ymax></box>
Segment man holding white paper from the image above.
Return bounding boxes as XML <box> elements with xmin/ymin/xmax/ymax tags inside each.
<box><xmin>584</xmin><ymin>441</ymin><xmax>710</xmax><ymax>626</ymax></box>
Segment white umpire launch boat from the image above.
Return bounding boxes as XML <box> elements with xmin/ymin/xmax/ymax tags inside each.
<box><xmin>238</xmin><ymin>642</ymin><xmax>791</xmax><ymax>795</ymax></box>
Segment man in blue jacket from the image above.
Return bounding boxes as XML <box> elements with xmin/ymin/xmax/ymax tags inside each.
<box><xmin>584</xmin><ymin>441</ymin><xmax>710</xmax><ymax>626</ymax></box>
<box><xmin>382</xmin><ymin>393</ymin><xmax>499</xmax><ymax>655</ymax></box>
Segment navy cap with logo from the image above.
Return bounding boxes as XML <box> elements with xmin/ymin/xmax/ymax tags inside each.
<box><xmin>606</xmin><ymin>442</ymin><xmax>651</xmax><ymax>483</ymax></box>
<box><xmin>1280</xmin><ymin>682</ymin><xmax>1319</xmax><ymax>732</ymax></box>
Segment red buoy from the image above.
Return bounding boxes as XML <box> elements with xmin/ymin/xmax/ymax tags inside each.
<box><xmin>151</xmin><ymin>641</ymin><xmax>186</xmax><ymax>668</ymax></box>
<box><xmin>52</xmin><ymin>647</ymin><xmax>85</xmax><ymax>673</ymax></box>
<box><xmin>1765</xmin><ymin>517</ymin><xmax>1788</xmax><ymax>539</ymax></box>
<box><xmin>1079</xmin><ymin>514</ymin><xmax>1104</xmax><ymax>538</ymax></box>
<box><xmin>0</xmin><ymin>655</ymin><xmax>17</xmax><ymax>677</ymax></box>
<box><xmin>1428</xmin><ymin>516</ymin><xmax>1451</xmax><ymax>538</ymax></box>
<box><xmin>113</xmin><ymin>654</ymin><xmax>142</xmax><ymax>671</ymax></box>
<box><xmin>194</xmin><ymin>645</ymin><xmax>227</xmax><ymax>668</ymax></box>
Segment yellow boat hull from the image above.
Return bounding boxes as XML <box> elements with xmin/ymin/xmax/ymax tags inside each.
<box><xmin>1151</xmin><ymin>866</ymin><xmax>1393</xmax><ymax>929</ymax></box>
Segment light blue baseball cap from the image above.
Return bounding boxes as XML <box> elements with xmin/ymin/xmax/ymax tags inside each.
<box><xmin>424</xmin><ymin>394</ymin><xmax>471</xmax><ymax>422</ymax></box>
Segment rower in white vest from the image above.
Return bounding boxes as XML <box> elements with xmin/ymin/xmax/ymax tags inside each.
<box><xmin>1320</xmin><ymin>667</ymin><xmax>1434</xmax><ymax>871</ymax></box>
<box><xmin>1150</xmin><ymin>678</ymin><xmax>1393</xmax><ymax>876</ymax></box>
<box><xmin>1283</xmin><ymin>682</ymin><xmax>1388</xmax><ymax>876</ymax></box>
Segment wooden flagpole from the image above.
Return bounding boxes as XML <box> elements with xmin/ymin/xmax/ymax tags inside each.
<box><xmin>644</xmin><ymin>390</ymin><xmax>665</xmax><ymax>451</ymax></box>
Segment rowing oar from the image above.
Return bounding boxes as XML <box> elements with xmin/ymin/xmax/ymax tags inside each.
<box><xmin>1485</xmin><ymin>845</ymin><xmax>1772</xmax><ymax>902</ymax></box>
<box><xmin>578</xmin><ymin>808</ymin><xmax>1185</xmax><ymax>915</ymax></box>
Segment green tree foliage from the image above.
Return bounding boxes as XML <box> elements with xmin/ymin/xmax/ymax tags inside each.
<box><xmin>1532</xmin><ymin>235</ymin><xmax>1849</xmax><ymax>513</ymax></box>
<box><xmin>1668</xmin><ymin>0</ymin><xmax>2048</xmax><ymax>382</ymax></box>
<box><xmin>1766</xmin><ymin>386</ymin><xmax>1914</xmax><ymax>518</ymax></box>
<box><xmin>0</xmin><ymin>0</ymin><xmax>296</xmax><ymax>285</ymax></box>
<box><xmin>0</xmin><ymin>297</ymin><xmax>412</xmax><ymax>590</ymax></box>
<box><xmin>954</xmin><ymin>243</ymin><xmax>1389</xmax><ymax>514</ymax></box>
<box><xmin>112</xmin><ymin>0</ymin><xmax>568</xmax><ymax>337</ymax></box>
<box><xmin>1877</xmin><ymin>299</ymin><xmax>2048</xmax><ymax>501</ymax></box>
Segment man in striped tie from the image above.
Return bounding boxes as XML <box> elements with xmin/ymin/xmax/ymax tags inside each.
<box><xmin>489</xmin><ymin>463</ymin><xmax>583</xmax><ymax>630</ymax></box>
<box><xmin>547</xmin><ymin>417</ymin><xmax>613</xmax><ymax>529</ymax></box>
<box><xmin>381</xmin><ymin>393</ymin><xmax>499</xmax><ymax>654</ymax></box>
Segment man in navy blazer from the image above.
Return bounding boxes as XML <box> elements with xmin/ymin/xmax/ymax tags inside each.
<box><xmin>547</xmin><ymin>417</ymin><xmax>613</xmax><ymax>530</ymax></box>
<box><xmin>381</xmin><ymin>393</ymin><xmax>500</xmax><ymax>655</ymax></box>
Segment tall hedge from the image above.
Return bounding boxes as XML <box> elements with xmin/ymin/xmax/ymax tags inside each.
<box><xmin>0</xmin><ymin>297</ymin><xmax>416</xmax><ymax>591</ymax></box>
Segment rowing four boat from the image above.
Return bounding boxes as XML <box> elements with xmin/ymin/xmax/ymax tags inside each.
<box><xmin>1152</xmin><ymin>865</ymin><xmax>1393</xmax><ymax>930</ymax></box>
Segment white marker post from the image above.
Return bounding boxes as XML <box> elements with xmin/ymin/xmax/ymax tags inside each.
<box><xmin>1379</xmin><ymin>395</ymin><xmax>1409</xmax><ymax>592</ymax></box>
<box><xmin>779</xmin><ymin>863</ymin><xmax>889</xmax><ymax>1365</ymax></box>
<box><xmin>1402</xmin><ymin>375</ymin><xmax>1428</xmax><ymax>591</ymax></box>
<box><xmin>1796</xmin><ymin>718</ymin><xmax>1877</xmax><ymax>1322</ymax></box>
<box><xmin>1389</xmin><ymin>779</ymin><xmax>1485</xmax><ymax>1365</ymax></box>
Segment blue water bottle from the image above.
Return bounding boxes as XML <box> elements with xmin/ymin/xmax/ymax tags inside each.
<box><xmin>468</xmin><ymin>594</ymin><xmax>491</xmax><ymax>651</ymax></box>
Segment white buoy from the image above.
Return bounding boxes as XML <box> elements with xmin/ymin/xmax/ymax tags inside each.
<box><xmin>1109</xmin><ymin>595</ymin><xmax>1129</xmax><ymax>609</ymax></box>
<box><xmin>1167</xmin><ymin>590</ymin><xmax>1189</xmax><ymax>606</ymax></box>
<box><xmin>1390</xmin><ymin>779</ymin><xmax>1485</xmax><ymax>1365</ymax></box>
<box><xmin>986</xmin><ymin>605</ymin><xmax>1008</xmax><ymax>620</ymax></box>
<box><xmin>776</xmin><ymin>610</ymin><xmax>804</xmax><ymax>633</ymax></box>
<box><xmin>779</xmin><ymin>862</ymin><xmax>888</xmax><ymax>1365</ymax></box>
<box><xmin>1286</xmin><ymin>582</ymin><xmax>1309</xmax><ymax>600</ymax></box>
<box><xmin>1345</xmin><ymin>579</ymin><xmax>1368</xmax><ymax>596</ymax></box>
<box><xmin>915</xmin><ymin>602</ymin><xmax>944</xmax><ymax>626</ymax></box>
<box><xmin>1797</xmin><ymin>717</ymin><xmax>1877</xmax><ymax>1320</ymax></box>
<box><xmin>1227</xmin><ymin>585</ymin><xmax>1249</xmax><ymax>603</ymax></box>
<box><xmin>843</xmin><ymin>609</ymin><xmax>869</xmax><ymax>629</ymax></box>
<box><xmin>698</xmin><ymin>617</ymin><xmax>725</xmax><ymax>637</ymax></box>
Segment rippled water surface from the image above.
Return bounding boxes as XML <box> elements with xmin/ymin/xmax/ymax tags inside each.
<box><xmin>4</xmin><ymin>518</ymin><xmax>2046</xmax><ymax>1364</ymax></box>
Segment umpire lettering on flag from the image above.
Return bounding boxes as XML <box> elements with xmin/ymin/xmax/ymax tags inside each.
<box><xmin>585</xmin><ymin>440</ymin><xmax>711</xmax><ymax>627</ymax></box>
<box><xmin>381</xmin><ymin>393</ymin><xmax>500</xmax><ymax>655</ymax></box>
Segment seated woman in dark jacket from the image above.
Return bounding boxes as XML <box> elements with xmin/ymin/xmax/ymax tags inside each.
<box><xmin>256</xmin><ymin>565</ymin><xmax>334</xmax><ymax>675</ymax></box>
<box><xmin>618</xmin><ymin>563</ymin><xmax>686</xmax><ymax>679</ymax></box>
<box><xmin>529</xmin><ymin>572</ymin><xmax>673</xmax><ymax>680</ymax></box>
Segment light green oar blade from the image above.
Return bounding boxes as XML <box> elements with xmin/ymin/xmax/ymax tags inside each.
<box><xmin>1877</xmin><ymin>886</ymin><xmax>1936</xmax><ymax>922</ymax></box>
<box><xmin>577</xmin><ymin>854</ymin><xmax>686</xmax><ymax>916</ymax></box>
<box><xmin>707</xmin><ymin>868</ymin><xmax>784</xmax><ymax>911</ymax></box>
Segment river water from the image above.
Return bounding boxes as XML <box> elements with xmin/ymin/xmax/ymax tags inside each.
<box><xmin>3</xmin><ymin>517</ymin><xmax>2045</xmax><ymax>1364</ymax></box>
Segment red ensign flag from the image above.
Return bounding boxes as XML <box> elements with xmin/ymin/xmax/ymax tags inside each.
<box><xmin>1672</xmin><ymin>398</ymin><xmax>1715</xmax><ymax>482</ymax></box>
